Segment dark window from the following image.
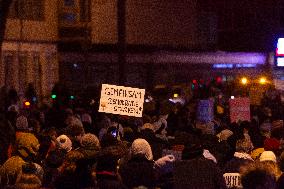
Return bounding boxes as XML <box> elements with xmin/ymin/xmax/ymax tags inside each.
<box><xmin>64</xmin><ymin>0</ymin><xmax>75</xmax><ymax>6</ymax></box>
<box><xmin>61</xmin><ymin>13</ymin><xmax>77</xmax><ymax>22</ymax></box>
<box><xmin>18</xmin><ymin>54</ymin><xmax>28</xmax><ymax>94</ymax></box>
<box><xmin>80</xmin><ymin>0</ymin><xmax>91</xmax><ymax>22</ymax></box>
<box><xmin>8</xmin><ymin>0</ymin><xmax>45</xmax><ymax>21</ymax></box>
<box><xmin>3</xmin><ymin>54</ymin><xmax>15</xmax><ymax>87</ymax></box>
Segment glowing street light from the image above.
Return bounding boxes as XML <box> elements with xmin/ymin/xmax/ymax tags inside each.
<box><xmin>241</xmin><ymin>77</ymin><xmax>248</xmax><ymax>85</ymax></box>
<box><xmin>259</xmin><ymin>77</ymin><xmax>267</xmax><ymax>85</ymax></box>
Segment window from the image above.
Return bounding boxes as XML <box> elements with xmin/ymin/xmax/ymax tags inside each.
<box><xmin>18</xmin><ymin>54</ymin><xmax>28</xmax><ymax>94</ymax></box>
<box><xmin>80</xmin><ymin>0</ymin><xmax>91</xmax><ymax>22</ymax></box>
<box><xmin>8</xmin><ymin>0</ymin><xmax>45</xmax><ymax>21</ymax></box>
<box><xmin>61</xmin><ymin>13</ymin><xmax>77</xmax><ymax>23</ymax></box>
<box><xmin>3</xmin><ymin>54</ymin><xmax>15</xmax><ymax>89</ymax></box>
<box><xmin>64</xmin><ymin>0</ymin><xmax>75</xmax><ymax>6</ymax></box>
<box><xmin>33</xmin><ymin>54</ymin><xmax>42</xmax><ymax>98</ymax></box>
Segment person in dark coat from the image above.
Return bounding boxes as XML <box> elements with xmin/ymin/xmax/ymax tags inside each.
<box><xmin>119</xmin><ymin>138</ymin><xmax>156</xmax><ymax>189</ymax></box>
<box><xmin>96</xmin><ymin>146</ymin><xmax>127</xmax><ymax>189</ymax></box>
<box><xmin>223</xmin><ymin>138</ymin><xmax>254</xmax><ymax>173</ymax></box>
<box><xmin>173</xmin><ymin>143</ymin><xmax>226</xmax><ymax>189</ymax></box>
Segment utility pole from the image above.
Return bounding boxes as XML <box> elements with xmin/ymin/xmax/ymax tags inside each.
<box><xmin>117</xmin><ymin>0</ymin><xmax>126</xmax><ymax>85</ymax></box>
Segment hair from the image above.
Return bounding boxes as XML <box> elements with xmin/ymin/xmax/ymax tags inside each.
<box><xmin>236</xmin><ymin>138</ymin><xmax>253</xmax><ymax>153</ymax></box>
<box><xmin>240</xmin><ymin>162</ymin><xmax>277</xmax><ymax>189</ymax></box>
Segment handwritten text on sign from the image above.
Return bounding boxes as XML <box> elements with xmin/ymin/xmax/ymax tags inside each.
<box><xmin>223</xmin><ymin>173</ymin><xmax>242</xmax><ymax>188</ymax></box>
<box><xmin>99</xmin><ymin>84</ymin><xmax>145</xmax><ymax>117</ymax></box>
<box><xmin>229</xmin><ymin>97</ymin><xmax>250</xmax><ymax>123</ymax></box>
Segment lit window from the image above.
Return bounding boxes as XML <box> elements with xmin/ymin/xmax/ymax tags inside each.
<box><xmin>277</xmin><ymin>57</ymin><xmax>284</xmax><ymax>67</ymax></box>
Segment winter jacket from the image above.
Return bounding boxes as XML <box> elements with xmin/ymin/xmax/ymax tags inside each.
<box><xmin>173</xmin><ymin>157</ymin><xmax>227</xmax><ymax>189</ymax></box>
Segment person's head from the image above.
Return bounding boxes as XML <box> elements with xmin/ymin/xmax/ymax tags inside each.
<box><xmin>241</xmin><ymin>162</ymin><xmax>277</xmax><ymax>189</ymax></box>
<box><xmin>56</xmin><ymin>135</ymin><xmax>72</xmax><ymax>152</ymax></box>
<box><xmin>66</xmin><ymin>116</ymin><xmax>85</xmax><ymax>141</ymax></box>
<box><xmin>96</xmin><ymin>146</ymin><xmax>121</xmax><ymax>173</ymax></box>
<box><xmin>259</xmin><ymin>151</ymin><xmax>277</xmax><ymax>163</ymax></box>
<box><xmin>16</xmin><ymin>115</ymin><xmax>30</xmax><ymax>132</ymax></box>
<box><xmin>29</xmin><ymin>119</ymin><xmax>41</xmax><ymax>135</ymax></box>
<box><xmin>15</xmin><ymin>163</ymin><xmax>42</xmax><ymax>189</ymax></box>
<box><xmin>236</xmin><ymin>138</ymin><xmax>253</xmax><ymax>153</ymax></box>
<box><xmin>16</xmin><ymin>132</ymin><xmax>40</xmax><ymax>161</ymax></box>
<box><xmin>130</xmin><ymin>138</ymin><xmax>153</xmax><ymax>161</ymax></box>
<box><xmin>81</xmin><ymin>133</ymin><xmax>100</xmax><ymax>151</ymax></box>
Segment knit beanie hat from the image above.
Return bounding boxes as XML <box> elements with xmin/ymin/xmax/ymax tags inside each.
<box><xmin>217</xmin><ymin>129</ymin><xmax>234</xmax><ymax>141</ymax></box>
<box><xmin>56</xmin><ymin>135</ymin><xmax>72</xmax><ymax>152</ymax></box>
<box><xmin>81</xmin><ymin>133</ymin><xmax>100</xmax><ymax>151</ymax></box>
<box><xmin>16</xmin><ymin>133</ymin><xmax>39</xmax><ymax>158</ymax></box>
<box><xmin>16</xmin><ymin>115</ymin><xmax>29</xmax><ymax>131</ymax></box>
<box><xmin>131</xmin><ymin>138</ymin><xmax>153</xmax><ymax>161</ymax></box>
<box><xmin>259</xmin><ymin>151</ymin><xmax>277</xmax><ymax>163</ymax></box>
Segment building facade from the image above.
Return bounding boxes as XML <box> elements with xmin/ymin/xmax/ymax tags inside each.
<box><xmin>1</xmin><ymin>0</ymin><xmax>59</xmax><ymax>102</ymax></box>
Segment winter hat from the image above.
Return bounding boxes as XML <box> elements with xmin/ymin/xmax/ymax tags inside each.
<box><xmin>16</xmin><ymin>133</ymin><xmax>40</xmax><ymax>158</ymax></box>
<box><xmin>264</xmin><ymin>138</ymin><xmax>280</xmax><ymax>152</ymax></box>
<box><xmin>45</xmin><ymin>149</ymin><xmax>66</xmax><ymax>168</ymax></box>
<box><xmin>56</xmin><ymin>135</ymin><xmax>72</xmax><ymax>152</ymax></box>
<box><xmin>217</xmin><ymin>129</ymin><xmax>234</xmax><ymax>141</ymax></box>
<box><xmin>16</xmin><ymin>115</ymin><xmax>29</xmax><ymax>131</ymax></box>
<box><xmin>81</xmin><ymin>133</ymin><xmax>100</xmax><ymax>151</ymax></box>
<box><xmin>66</xmin><ymin>117</ymin><xmax>85</xmax><ymax>137</ymax></box>
<box><xmin>259</xmin><ymin>151</ymin><xmax>277</xmax><ymax>163</ymax></box>
<box><xmin>141</xmin><ymin>123</ymin><xmax>155</xmax><ymax>132</ymax></box>
<box><xmin>81</xmin><ymin>113</ymin><xmax>92</xmax><ymax>124</ymax></box>
<box><xmin>131</xmin><ymin>138</ymin><xmax>153</xmax><ymax>161</ymax></box>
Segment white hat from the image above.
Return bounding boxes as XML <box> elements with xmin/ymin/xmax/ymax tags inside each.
<box><xmin>131</xmin><ymin>138</ymin><xmax>153</xmax><ymax>161</ymax></box>
<box><xmin>259</xmin><ymin>151</ymin><xmax>277</xmax><ymax>163</ymax></box>
<box><xmin>56</xmin><ymin>135</ymin><xmax>72</xmax><ymax>152</ymax></box>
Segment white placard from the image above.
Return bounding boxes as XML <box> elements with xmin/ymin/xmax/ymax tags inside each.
<box><xmin>223</xmin><ymin>173</ymin><xmax>242</xmax><ymax>188</ymax></box>
<box><xmin>99</xmin><ymin>84</ymin><xmax>145</xmax><ymax>117</ymax></box>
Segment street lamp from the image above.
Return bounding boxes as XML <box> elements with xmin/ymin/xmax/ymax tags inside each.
<box><xmin>241</xmin><ymin>77</ymin><xmax>248</xmax><ymax>85</ymax></box>
<box><xmin>259</xmin><ymin>77</ymin><xmax>267</xmax><ymax>85</ymax></box>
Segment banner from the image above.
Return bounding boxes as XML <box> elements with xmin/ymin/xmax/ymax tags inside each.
<box><xmin>223</xmin><ymin>173</ymin><xmax>242</xmax><ymax>188</ymax></box>
<box><xmin>99</xmin><ymin>84</ymin><xmax>145</xmax><ymax>117</ymax></box>
<box><xmin>229</xmin><ymin>97</ymin><xmax>250</xmax><ymax>123</ymax></box>
<box><xmin>197</xmin><ymin>99</ymin><xmax>214</xmax><ymax>123</ymax></box>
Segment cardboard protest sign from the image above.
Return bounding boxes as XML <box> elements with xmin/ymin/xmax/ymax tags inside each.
<box><xmin>99</xmin><ymin>84</ymin><xmax>145</xmax><ymax>117</ymax></box>
<box><xmin>223</xmin><ymin>173</ymin><xmax>242</xmax><ymax>188</ymax></box>
<box><xmin>229</xmin><ymin>97</ymin><xmax>250</xmax><ymax>123</ymax></box>
<box><xmin>197</xmin><ymin>99</ymin><xmax>214</xmax><ymax>123</ymax></box>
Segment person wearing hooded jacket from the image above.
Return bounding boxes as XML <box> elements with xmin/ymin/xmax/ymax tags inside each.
<box><xmin>0</xmin><ymin>132</ymin><xmax>40</xmax><ymax>187</ymax></box>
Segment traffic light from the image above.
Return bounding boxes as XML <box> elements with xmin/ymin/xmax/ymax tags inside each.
<box><xmin>70</xmin><ymin>95</ymin><xmax>75</xmax><ymax>100</ymax></box>
<box><xmin>24</xmin><ymin>101</ymin><xmax>31</xmax><ymax>108</ymax></box>
<box><xmin>51</xmin><ymin>94</ymin><xmax>57</xmax><ymax>99</ymax></box>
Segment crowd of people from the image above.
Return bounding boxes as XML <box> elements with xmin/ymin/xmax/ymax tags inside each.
<box><xmin>0</xmin><ymin>87</ymin><xmax>283</xmax><ymax>189</ymax></box>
